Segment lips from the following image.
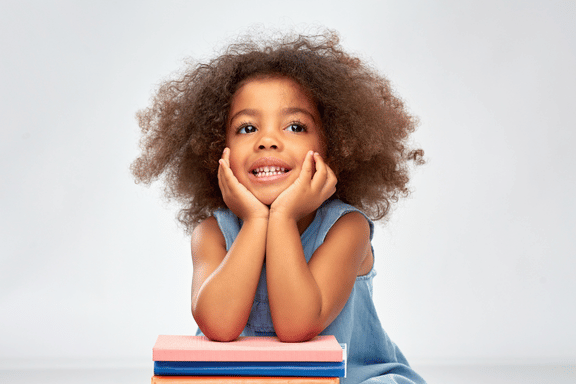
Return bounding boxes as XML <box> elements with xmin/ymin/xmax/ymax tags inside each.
<box><xmin>248</xmin><ymin>157</ymin><xmax>292</xmax><ymax>179</ymax></box>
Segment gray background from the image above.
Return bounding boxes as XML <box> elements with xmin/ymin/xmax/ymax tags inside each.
<box><xmin>1</xmin><ymin>0</ymin><xmax>574</xmax><ymax>368</ymax></box>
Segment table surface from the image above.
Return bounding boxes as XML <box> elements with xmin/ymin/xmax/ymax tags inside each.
<box><xmin>0</xmin><ymin>364</ymin><xmax>574</xmax><ymax>384</ymax></box>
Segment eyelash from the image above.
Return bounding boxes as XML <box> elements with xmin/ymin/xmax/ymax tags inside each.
<box><xmin>235</xmin><ymin>121</ymin><xmax>308</xmax><ymax>134</ymax></box>
<box><xmin>286</xmin><ymin>121</ymin><xmax>308</xmax><ymax>133</ymax></box>
<box><xmin>236</xmin><ymin>123</ymin><xmax>257</xmax><ymax>134</ymax></box>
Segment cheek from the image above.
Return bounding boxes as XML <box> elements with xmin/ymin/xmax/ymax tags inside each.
<box><xmin>228</xmin><ymin>158</ymin><xmax>242</xmax><ymax>176</ymax></box>
<box><xmin>306</xmin><ymin>129</ymin><xmax>325</xmax><ymax>152</ymax></box>
<box><xmin>315</xmin><ymin>144</ymin><xmax>327</xmax><ymax>158</ymax></box>
<box><xmin>227</xmin><ymin>153</ymin><xmax>247</xmax><ymax>181</ymax></box>
<box><xmin>308</xmin><ymin>137</ymin><xmax>326</xmax><ymax>157</ymax></box>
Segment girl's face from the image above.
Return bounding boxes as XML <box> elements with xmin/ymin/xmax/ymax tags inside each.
<box><xmin>226</xmin><ymin>76</ymin><xmax>325</xmax><ymax>206</ymax></box>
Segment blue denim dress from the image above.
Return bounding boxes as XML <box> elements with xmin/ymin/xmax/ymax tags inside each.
<box><xmin>199</xmin><ymin>199</ymin><xmax>426</xmax><ymax>384</ymax></box>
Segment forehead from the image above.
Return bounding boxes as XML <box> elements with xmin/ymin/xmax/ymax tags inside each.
<box><xmin>228</xmin><ymin>76</ymin><xmax>319</xmax><ymax>120</ymax></box>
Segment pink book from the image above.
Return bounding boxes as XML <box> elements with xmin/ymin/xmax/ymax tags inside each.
<box><xmin>153</xmin><ymin>335</ymin><xmax>342</xmax><ymax>362</ymax></box>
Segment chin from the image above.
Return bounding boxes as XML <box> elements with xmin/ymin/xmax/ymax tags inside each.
<box><xmin>257</xmin><ymin>195</ymin><xmax>278</xmax><ymax>206</ymax></box>
<box><xmin>253</xmin><ymin>190</ymin><xmax>283</xmax><ymax>207</ymax></box>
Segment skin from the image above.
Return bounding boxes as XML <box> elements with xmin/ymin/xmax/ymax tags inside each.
<box><xmin>191</xmin><ymin>76</ymin><xmax>374</xmax><ymax>342</ymax></box>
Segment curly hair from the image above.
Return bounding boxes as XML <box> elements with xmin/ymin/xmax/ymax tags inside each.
<box><xmin>131</xmin><ymin>30</ymin><xmax>423</xmax><ymax>233</ymax></box>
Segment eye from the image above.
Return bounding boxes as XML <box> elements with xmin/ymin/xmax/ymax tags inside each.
<box><xmin>285</xmin><ymin>123</ymin><xmax>307</xmax><ymax>133</ymax></box>
<box><xmin>237</xmin><ymin>125</ymin><xmax>257</xmax><ymax>134</ymax></box>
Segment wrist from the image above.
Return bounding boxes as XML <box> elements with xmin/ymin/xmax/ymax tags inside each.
<box><xmin>227</xmin><ymin>202</ymin><xmax>269</xmax><ymax>222</ymax></box>
<box><xmin>268</xmin><ymin>207</ymin><xmax>298</xmax><ymax>224</ymax></box>
<box><xmin>242</xmin><ymin>215</ymin><xmax>270</xmax><ymax>226</ymax></box>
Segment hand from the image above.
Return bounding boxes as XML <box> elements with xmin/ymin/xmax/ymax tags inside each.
<box><xmin>218</xmin><ymin>148</ymin><xmax>269</xmax><ymax>221</ymax></box>
<box><xmin>270</xmin><ymin>151</ymin><xmax>337</xmax><ymax>222</ymax></box>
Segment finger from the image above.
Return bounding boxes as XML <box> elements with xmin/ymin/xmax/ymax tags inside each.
<box><xmin>310</xmin><ymin>152</ymin><xmax>328</xmax><ymax>191</ymax></box>
<box><xmin>221</xmin><ymin>147</ymin><xmax>231</xmax><ymax>167</ymax></box>
<box><xmin>218</xmin><ymin>148</ymin><xmax>228</xmax><ymax>188</ymax></box>
<box><xmin>321</xmin><ymin>163</ymin><xmax>338</xmax><ymax>197</ymax></box>
<box><xmin>218</xmin><ymin>149</ymin><xmax>239</xmax><ymax>194</ymax></box>
<box><xmin>299</xmin><ymin>151</ymin><xmax>315</xmax><ymax>181</ymax></box>
<box><xmin>219</xmin><ymin>148</ymin><xmax>235</xmax><ymax>183</ymax></box>
<box><xmin>220</xmin><ymin>158</ymin><xmax>250</xmax><ymax>198</ymax></box>
<box><xmin>218</xmin><ymin>159</ymin><xmax>230</xmax><ymax>195</ymax></box>
<box><xmin>219</xmin><ymin>159</ymin><xmax>237</xmax><ymax>186</ymax></box>
<box><xmin>326</xmin><ymin>163</ymin><xmax>337</xmax><ymax>188</ymax></box>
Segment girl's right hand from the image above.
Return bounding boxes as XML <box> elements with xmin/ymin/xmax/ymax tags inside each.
<box><xmin>218</xmin><ymin>148</ymin><xmax>269</xmax><ymax>221</ymax></box>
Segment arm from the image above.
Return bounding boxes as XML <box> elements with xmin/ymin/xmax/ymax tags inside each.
<box><xmin>266</xmin><ymin>152</ymin><xmax>372</xmax><ymax>341</ymax></box>
<box><xmin>266</xmin><ymin>210</ymin><xmax>371</xmax><ymax>341</ymax></box>
<box><xmin>191</xmin><ymin>148</ymin><xmax>269</xmax><ymax>341</ymax></box>
<box><xmin>191</xmin><ymin>216</ymin><xmax>267</xmax><ymax>341</ymax></box>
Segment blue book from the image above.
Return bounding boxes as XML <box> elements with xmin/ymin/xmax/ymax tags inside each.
<box><xmin>153</xmin><ymin>360</ymin><xmax>345</xmax><ymax>377</ymax></box>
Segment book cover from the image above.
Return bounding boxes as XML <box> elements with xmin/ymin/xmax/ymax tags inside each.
<box><xmin>153</xmin><ymin>336</ymin><xmax>342</xmax><ymax>362</ymax></box>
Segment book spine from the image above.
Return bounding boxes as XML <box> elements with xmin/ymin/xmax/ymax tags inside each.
<box><xmin>151</xmin><ymin>377</ymin><xmax>339</xmax><ymax>384</ymax></box>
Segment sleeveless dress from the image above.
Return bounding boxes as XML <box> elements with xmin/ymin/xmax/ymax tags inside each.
<box><xmin>197</xmin><ymin>199</ymin><xmax>426</xmax><ymax>384</ymax></box>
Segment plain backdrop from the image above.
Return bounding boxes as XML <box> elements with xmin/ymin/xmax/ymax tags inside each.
<box><xmin>1</xmin><ymin>0</ymin><xmax>575</xmax><ymax>368</ymax></box>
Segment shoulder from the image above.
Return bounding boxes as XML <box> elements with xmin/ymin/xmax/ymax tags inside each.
<box><xmin>210</xmin><ymin>208</ymin><xmax>242</xmax><ymax>251</ymax></box>
<box><xmin>191</xmin><ymin>216</ymin><xmax>226</xmax><ymax>260</ymax></box>
<box><xmin>320</xmin><ymin>201</ymin><xmax>373</xmax><ymax>275</ymax></box>
<box><xmin>310</xmin><ymin>202</ymin><xmax>373</xmax><ymax>277</ymax></box>
<box><xmin>317</xmin><ymin>199</ymin><xmax>374</xmax><ymax>241</ymax></box>
<box><xmin>325</xmin><ymin>210</ymin><xmax>371</xmax><ymax>243</ymax></box>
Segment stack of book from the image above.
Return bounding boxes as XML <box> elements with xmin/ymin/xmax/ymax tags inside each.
<box><xmin>151</xmin><ymin>335</ymin><xmax>346</xmax><ymax>383</ymax></box>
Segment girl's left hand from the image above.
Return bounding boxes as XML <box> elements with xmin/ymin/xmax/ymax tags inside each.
<box><xmin>270</xmin><ymin>151</ymin><xmax>337</xmax><ymax>222</ymax></box>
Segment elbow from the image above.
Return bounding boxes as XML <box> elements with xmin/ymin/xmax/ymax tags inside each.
<box><xmin>195</xmin><ymin>319</ymin><xmax>243</xmax><ymax>342</ymax></box>
<box><xmin>271</xmin><ymin>306</ymin><xmax>324</xmax><ymax>342</ymax></box>
<box><xmin>276</xmin><ymin>328</ymin><xmax>320</xmax><ymax>342</ymax></box>
<box><xmin>202</xmin><ymin>328</ymin><xmax>241</xmax><ymax>342</ymax></box>
<box><xmin>273</xmin><ymin>319</ymin><xmax>321</xmax><ymax>342</ymax></box>
<box><xmin>192</xmin><ymin>306</ymin><xmax>244</xmax><ymax>342</ymax></box>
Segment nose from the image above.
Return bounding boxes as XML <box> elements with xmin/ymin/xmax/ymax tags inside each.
<box><xmin>258</xmin><ymin>141</ymin><xmax>277</xmax><ymax>150</ymax></box>
<box><xmin>255</xmin><ymin>127</ymin><xmax>282</xmax><ymax>151</ymax></box>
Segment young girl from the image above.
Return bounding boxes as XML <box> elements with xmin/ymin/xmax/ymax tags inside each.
<box><xmin>132</xmin><ymin>31</ymin><xmax>426</xmax><ymax>384</ymax></box>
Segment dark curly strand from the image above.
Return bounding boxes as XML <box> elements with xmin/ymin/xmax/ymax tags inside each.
<box><xmin>131</xmin><ymin>30</ymin><xmax>424</xmax><ymax>233</ymax></box>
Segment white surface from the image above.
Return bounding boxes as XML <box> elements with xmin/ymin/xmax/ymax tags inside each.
<box><xmin>1</xmin><ymin>0</ymin><xmax>575</xmax><ymax>365</ymax></box>
<box><xmin>0</xmin><ymin>365</ymin><xmax>575</xmax><ymax>384</ymax></box>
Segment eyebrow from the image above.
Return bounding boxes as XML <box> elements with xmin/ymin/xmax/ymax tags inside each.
<box><xmin>229</xmin><ymin>107</ymin><xmax>318</xmax><ymax>124</ymax></box>
<box><xmin>282</xmin><ymin>107</ymin><xmax>318</xmax><ymax>123</ymax></box>
<box><xmin>228</xmin><ymin>108</ymin><xmax>258</xmax><ymax>123</ymax></box>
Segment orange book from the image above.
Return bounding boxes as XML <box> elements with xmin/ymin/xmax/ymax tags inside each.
<box><xmin>151</xmin><ymin>376</ymin><xmax>339</xmax><ymax>384</ymax></box>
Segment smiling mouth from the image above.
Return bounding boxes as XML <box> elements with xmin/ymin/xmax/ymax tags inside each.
<box><xmin>251</xmin><ymin>166</ymin><xmax>290</xmax><ymax>178</ymax></box>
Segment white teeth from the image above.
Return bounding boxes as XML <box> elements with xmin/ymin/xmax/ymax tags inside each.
<box><xmin>252</xmin><ymin>166</ymin><xmax>288</xmax><ymax>177</ymax></box>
